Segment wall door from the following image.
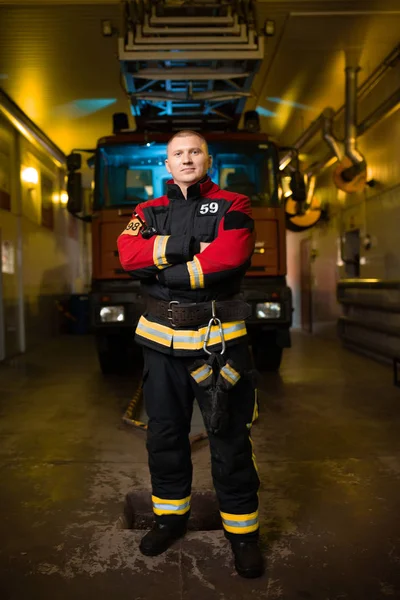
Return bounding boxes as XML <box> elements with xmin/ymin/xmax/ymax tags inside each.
<box><xmin>343</xmin><ymin>229</ymin><xmax>361</xmax><ymax>278</ymax></box>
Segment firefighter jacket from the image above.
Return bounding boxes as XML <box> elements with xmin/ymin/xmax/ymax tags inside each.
<box><xmin>117</xmin><ymin>176</ymin><xmax>255</xmax><ymax>356</ymax></box>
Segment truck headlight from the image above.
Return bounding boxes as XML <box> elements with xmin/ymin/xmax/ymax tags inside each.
<box><xmin>256</xmin><ymin>302</ymin><xmax>281</xmax><ymax>319</ymax></box>
<box><xmin>100</xmin><ymin>306</ymin><xmax>125</xmax><ymax>323</ymax></box>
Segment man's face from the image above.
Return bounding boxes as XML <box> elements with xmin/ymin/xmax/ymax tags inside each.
<box><xmin>165</xmin><ymin>135</ymin><xmax>212</xmax><ymax>186</ymax></box>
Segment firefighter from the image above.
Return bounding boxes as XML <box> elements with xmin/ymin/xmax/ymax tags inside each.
<box><xmin>117</xmin><ymin>130</ymin><xmax>263</xmax><ymax>578</ymax></box>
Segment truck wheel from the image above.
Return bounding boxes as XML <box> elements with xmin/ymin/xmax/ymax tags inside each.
<box><xmin>252</xmin><ymin>335</ymin><xmax>283</xmax><ymax>372</ymax></box>
<box><xmin>95</xmin><ymin>333</ymin><xmax>138</xmax><ymax>375</ymax></box>
<box><xmin>96</xmin><ymin>334</ymin><xmax>121</xmax><ymax>374</ymax></box>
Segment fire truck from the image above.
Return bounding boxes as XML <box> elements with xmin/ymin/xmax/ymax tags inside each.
<box><xmin>67</xmin><ymin>0</ymin><xmax>302</xmax><ymax>374</ymax></box>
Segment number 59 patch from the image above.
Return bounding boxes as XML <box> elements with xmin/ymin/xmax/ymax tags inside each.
<box><xmin>198</xmin><ymin>202</ymin><xmax>219</xmax><ymax>216</ymax></box>
<box><xmin>122</xmin><ymin>218</ymin><xmax>142</xmax><ymax>236</ymax></box>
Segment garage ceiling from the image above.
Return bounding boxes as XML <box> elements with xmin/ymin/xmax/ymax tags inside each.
<box><xmin>0</xmin><ymin>0</ymin><xmax>399</xmax><ymax>156</ymax></box>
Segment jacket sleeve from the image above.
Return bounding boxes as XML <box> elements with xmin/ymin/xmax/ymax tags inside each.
<box><xmin>157</xmin><ymin>195</ymin><xmax>254</xmax><ymax>290</ymax></box>
<box><xmin>117</xmin><ymin>203</ymin><xmax>198</xmax><ymax>280</ymax></box>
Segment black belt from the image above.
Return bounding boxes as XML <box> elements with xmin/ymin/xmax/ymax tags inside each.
<box><xmin>146</xmin><ymin>297</ymin><xmax>252</xmax><ymax>328</ymax></box>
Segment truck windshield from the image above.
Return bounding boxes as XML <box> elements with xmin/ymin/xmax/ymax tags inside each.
<box><xmin>94</xmin><ymin>140</ymin><xmax>279</xmax><ymax>210</ymax></box>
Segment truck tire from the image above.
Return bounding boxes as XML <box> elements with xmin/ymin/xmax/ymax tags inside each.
<box><xmin>252</xmin><ymin>334</ymin><xmax>283</xmax><ymax>372</ymax></box>
<box><xmin>95</xmin><ymin>333</ymin><xmax>139</xmax><ymax>375</ymax></box>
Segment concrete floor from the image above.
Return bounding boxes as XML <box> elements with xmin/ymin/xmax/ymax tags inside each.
<box><xmin>1</xmin><ymin>332</ymin><xmax>400</xmax><ymax>599</ymax></box>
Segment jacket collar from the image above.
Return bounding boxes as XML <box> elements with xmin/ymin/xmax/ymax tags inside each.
<box><xmin>166</xmin><ymin>175</ymin><xmax>216</xmax><ymax>201</ymax></box>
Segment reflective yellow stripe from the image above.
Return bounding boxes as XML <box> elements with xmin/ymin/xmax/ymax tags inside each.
<box><xmin>193</xmin><ymin>256</ymin><xmax>204</xmax><ymax>288</ymax></box>
<box><xmin>159</xmin><ymin>235</ymin><xmax>169</xmax><ymax>267</ymax></box>
<box><xmin>222</xmin><ymin>521</ymin><xmax>259</xmax><ymax>534</ymax></box>
<box><xmin>173</xmin><ymin>327</ymin><xmax>246</xmax><ymax>350</ymax></box>
<box><xmin>153</xmin><ymin>506</ymin><xmax>190</xmax><ymax>516</ymax></box>
<box><xmin>220</xmin><ymin>369</ymin><xmax>236</xmax><ymax>385</ymax></box>
<box><xmin>152</xmin><ymin>495</ymin><xmax>191</xmax><ymax>506</ymax></box>
<box><xmin>173</xmin><ymin>321</ymin><xmax>247</xmax><ymax>351</ymax></box>
<box><xmin>136</xmin><ymin>317</ymin><xmax>247</xmax><ymax>351</ymax></box>
<box><xmin>187</xmin><ymin>261</ymin><xmax>196</xmax><ymax>289</ymax></box>
<box><xmin>136</xmin><ymin>318</ymin><xmax>173</xmax><ymax>348</ymax></box>
<box><xmin>152</xmin><ymin>495</ymin><xmax>191</xmax><ymax>516</ymax></box>
<box><xmin>186</xmin><ymin>257</ymin><xmax>204</xmax><ymax>289</ymax></box>
<box><xmin>191</xmin><ymin>364</ymin><xmax>212</xmax><ymax>384</ymax></box>
<box><xmin>220</xmin><ymin>510</ymin><xmax>259</xmax><ymax>534</ymax></box>
<box><xmin>197</xmin><ymin>371</ymin><xmax>211</xmax><ymax>383</ymax></box>
<box><xmin>191</xmin><ymin>365</ymin><xmax>207</xmax><ymax>378</ymax></box>
<box><xmin>153</xmin><ymin>235</ymin><xmax>170</xmax><ymax>269</ymax></box>
<box><xmin>220</xmin><ymin>510</ymin><xmax>258</xmax><ymax>522</ymax></box>
<box><xmin>220</xmin><ymin>364</ymin><xmax>240</xmax><ymax>386</ymax></box>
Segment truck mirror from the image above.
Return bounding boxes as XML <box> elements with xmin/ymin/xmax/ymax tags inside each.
<box><xmin>113</xmin><ymin>112</ymin><xmax>129</xmax><ymax>133</ymax></box>
<box><xmin>67</xmin><ymin>152</ymin><xmax>82</xmax><ymax>172</ymax></box>
<box><xmin>290</xmin><ymin>170</ymin><xmax>307</xmax><ymax>203</ymax></box>
<box><xmin>67</xmin><ymin>172</ymin><xmax>83</xmax><ymax>214</ymax></box>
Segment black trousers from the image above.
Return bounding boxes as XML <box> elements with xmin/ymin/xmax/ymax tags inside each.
<box><xmin>142</xmin><ymin>342</ymin><xmax>260</xmax><ymax>540</ymax></box>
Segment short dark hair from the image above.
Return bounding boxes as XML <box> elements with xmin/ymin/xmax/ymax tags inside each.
<box><xmin>167</xmin><ymin>130</ymin><xmax>208</xmax><ymax>150</ymax></box>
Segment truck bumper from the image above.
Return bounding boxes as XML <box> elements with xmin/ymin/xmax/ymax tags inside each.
<box><xmin>89</xmin><ymin>279</ymin><xmax>293</xmax><ymax>348</ymax></box>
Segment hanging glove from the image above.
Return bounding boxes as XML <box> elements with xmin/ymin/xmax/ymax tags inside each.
<box><xmin>189</xmin><ymin>354</ymin><xmax>242</xmax><ymax>437</ymax></box>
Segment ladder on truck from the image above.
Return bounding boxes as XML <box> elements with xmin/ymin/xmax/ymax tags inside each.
<box><xmin>118</xmin><ymin>0</ymin><xmax>264</xmax><ymax>132</ymax></box>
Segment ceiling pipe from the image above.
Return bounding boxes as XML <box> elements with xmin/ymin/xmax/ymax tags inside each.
<box><xmin>306</xmin><ymin>86</ymin><xmax>400</xmax><ymax>177</ymax></box>
<box><xmin>307</xmin><ymin>151</ymin><xmax>336</xmax><ymax>178</ymax></box>
<box><xmin>357</xmin><ymin>85</ymin><xmax>400</xmax><ymax>136</ymax></box>
<box><xmin>279</xmin><ymin>107</ymin><xmax>341</xmax><ymax>170</ymax></box>
<box><xmin>279</xmin><ymin>43</ymin><xmax>400</xmax><ymax>170</ymax></box>
<box><xmin>342</xmin><ymin>65</ymin><xmax>365</xmax><ymax>173</ymax></box>
<box><xmin>322</xmin><ymin>108</ymin><xmax>342</xmax><ymax>161</ymax></box>
<box><xmin>279</xmin><ymin>113</ymin><xmax>323</xmax><ymax>168</ymax></box>
<box><xmin>335</xmin><ymin>44</ymin><xmax>400</xmax><ymax>119</ymax></box>
<box><xmin>281</xmin><ymin>68</ymin><xmax>367</xmax><ymax>183</ymax></box>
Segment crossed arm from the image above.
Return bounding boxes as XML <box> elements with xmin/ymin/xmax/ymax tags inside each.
<box><xmin>117</xmin><ymin>195</ymin><xmax>255</xmax><ymax>290</ymax></box>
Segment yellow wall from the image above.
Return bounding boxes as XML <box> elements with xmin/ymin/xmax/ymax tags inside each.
<box><xmin>287</xmin><ymin>104</ymin><xmax>400</xmax><ymax>328</ymax></box>
<box><xmin>0</xmin><ymin>115</ymin><xmax>89</xmax><ymax>357</ymax></box>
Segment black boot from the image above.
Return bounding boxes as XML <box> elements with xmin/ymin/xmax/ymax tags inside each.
<box><xmin>139</xmin><ymin>522</ymin><xmax>187</xmax><ymax>557</ymax></box>
<box><xmin>230</xmin><ymin>540</ymin><xmax>265</xmax><ymax>578</ymax></box>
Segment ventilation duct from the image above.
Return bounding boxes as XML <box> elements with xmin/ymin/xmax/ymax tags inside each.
<box><xmin>339</xmin><ymin>66</ymin><xmax>367</xmax><ymax>184</ymax></box>
<box><xmin>322</xmin><ymin>108</ymin><xmax>342</xmax><ymax>161</ymax></box>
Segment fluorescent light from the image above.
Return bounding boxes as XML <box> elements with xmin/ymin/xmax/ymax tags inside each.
<box><xmin>279</xmin><ymin>156</ymin><xmax>292</xmax><ymax>171</ymax></box>
<box><xmin>282</xmin><ymin>175</ymin><xmax>292</xmax><ymax>197</ymax></box>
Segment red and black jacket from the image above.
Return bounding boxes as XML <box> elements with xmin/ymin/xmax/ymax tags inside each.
<box><xmin>117</xmin><ymin>176</ymin><xmax>255</xmax><ymax>304</ymax></box>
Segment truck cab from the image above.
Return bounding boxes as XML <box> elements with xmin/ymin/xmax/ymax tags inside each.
<box><xmin>70</xmin><ymin>130</ymin><xmax>291</xmax><ymax>373</ymax></box>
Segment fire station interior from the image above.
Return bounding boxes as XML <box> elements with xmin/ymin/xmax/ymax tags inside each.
<box><xmin>0</xmin><ymin>0</ymin><xmax>400</xmax><ymax>597</ymax></box>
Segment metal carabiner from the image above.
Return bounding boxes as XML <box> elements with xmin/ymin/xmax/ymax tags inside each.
<box><xmin>215</xmin><ymin>317</ymin><xmax>226</xmax><ymax>355</ymax></box>
<box><xmin>211</xmin><ymin>299</ymin><xmax>217</xmax><ymax>322</ymax></box>
<box><xmin>203</xmin><ymin>300</ymin><xmax>226</xmax><ymax>356</ymax></box>
<box><xmin>202</xmin><ymin>318</ymin><xmax>214</xmax><ymax>356</ymax></box>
